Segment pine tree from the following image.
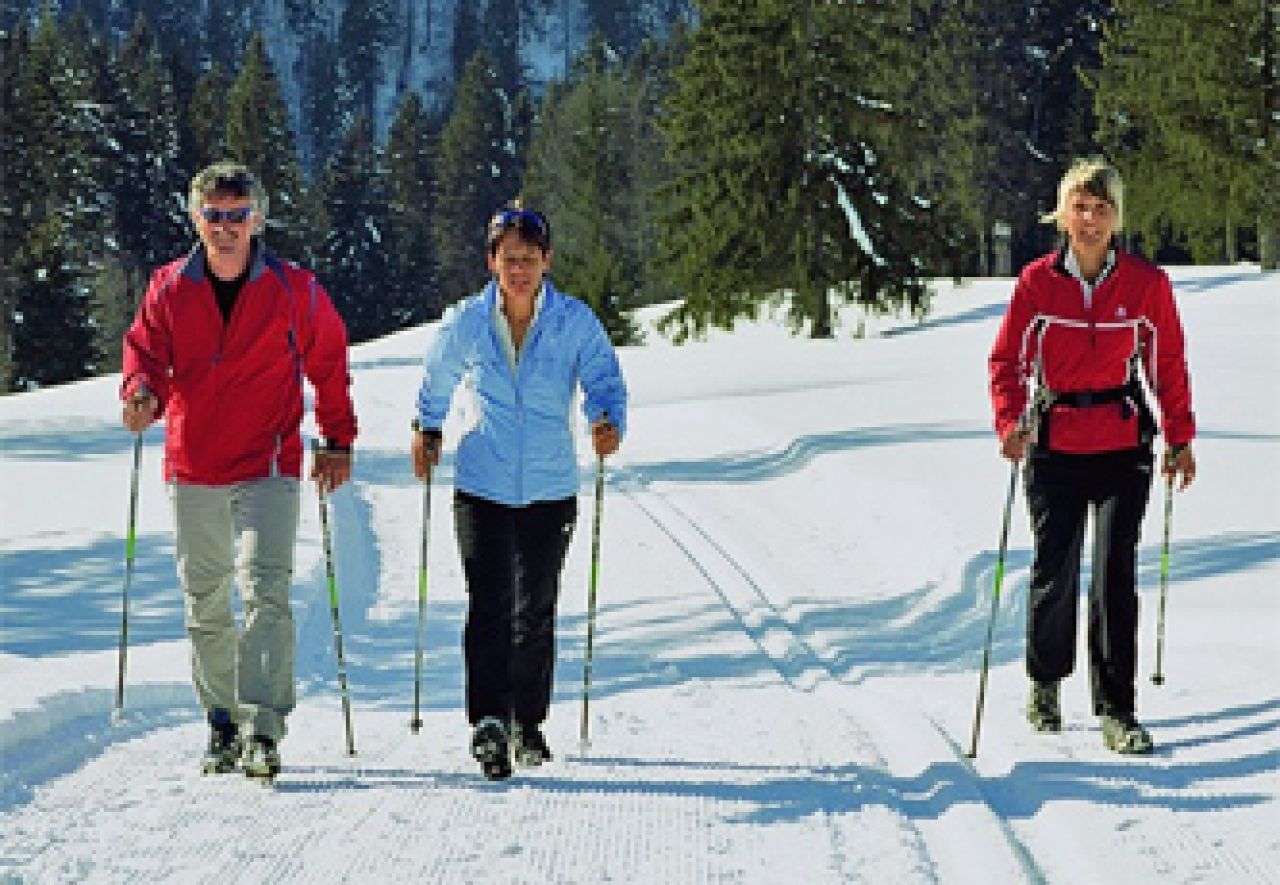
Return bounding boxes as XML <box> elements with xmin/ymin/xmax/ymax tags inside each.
<box><xmin>1093</xmin><ymin>0</ymin><xmax>1278</xmax><ymax>265</ymax></box>
<box><xmin>298</xmin><ymin>30</ymin><xmax>345</xmax><ymax>170</ymax></box>
<box><xmin>185</xmin><ymin>63</ymin><xmax>231</xmax><ymax>171</ymax></box>
<box><xmin>658</xmin><ymin>0</ymin><xmax>943</xmax><ymax>341</ymax></box>
<box><xmin>317</xmin><ymin>114</ymin><xmax>395</xmax><ymax>342</ymax></box>
<box><xmin>58</xmin><ymin>10</ymin><xmax>122</xmax><ymax>376</ymax></box>
<box><xmin>201</xmin><ymin>0</ymin><xmax>250</xmax><ymax>71</ymax></box>
<box><xmin>586</xmin><ymin>0</ymin><xmax>646</xmax><ymax>56</ymax></box>
<box><xmin>8</xmin><ymin>8</ymin><xmax>106</xmax><ymax>388</ymax></box>
<box><xmin>226</xmin><ymin>33</ymin><xmax>316</xmax><ymax>265</ymax></box>
<box><xmin>385</xmin><ymin>91</ymin><xmax>443</xmax><ymax>323</ymax></box>
<box><xmin>625</xmin><ymin>32</ymin><xmax>685</xmax><ymax>308</ymax></box>
<box><xmin>337</xmin><ymin>0</ymin><xmax>399</xmax><ymax>125</ymax></box>
<box><xmin>885</xmin><ymin>0</ymin><xmax>985</xmax><ymax>278</ymax></box>
<box><xmin>433</xmin><ymin>51</ymin><xmax>522</xmax><ymax>303</ymax></box>
<box><xmin>95</xmin><ymin>14</ymin><xmax>187</xmax><ymax>374</ymax></box>
<box><xmin>523</xmin><ymin>39</ymin><xmax>640</xmax><ymax>344</ymax></box>
<box><xmin>111</xmin><ymin>15</ymin><xmax>187</xmax><ymax>269</ymax></box>
<box><xmin>481</xmin><ymin>0</ymin><xmax>526</xmax><ymax>99</ymax></box>
<box><xmin>1264</xmin><ymin>1</ymin><xmax>1279</xmax><ymax>269</ymax></box>
<box><xmin>657</xmin><ymin>2</ymin><xmax>798</xmax><ymax>339</ymax></box>
<box><xmin>968</xmin><ymin>0</ymin><xmax>1111</xmax><ymax>267</ymax></box>
<box><xmin>132</xmin><ymin>0</ymin><xmax>200</xmax><ymax>65</ymax></box>
<box><xmin>0</xmin><ymin>20</ymin><xmax>29</xmax><ymax>391</ymax></box>
<box><xmin>451</xmin><ymin>3</ymin><xmax>482</xmax><ymax>90</ymax></box>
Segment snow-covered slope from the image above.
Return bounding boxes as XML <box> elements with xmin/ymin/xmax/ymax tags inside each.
<box><xmin>2</xmin><ymin>267</ymin><xmax>1277</xmax><ymax>883</ymax></box>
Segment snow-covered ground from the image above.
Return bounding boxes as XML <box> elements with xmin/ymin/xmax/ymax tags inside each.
<box><xmin>2</xmin><ymin>266</ymin><xmax>1277</xmax><ymax>884</ymax></box>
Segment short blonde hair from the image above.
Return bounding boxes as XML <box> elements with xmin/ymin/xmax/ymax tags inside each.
<box><xmin>188</xmin><ymin>161</ymin><xmax>268</xmax><ymax>228</ymax></box>
<box><xmin>1041</xmin><ymin>158</ymin><xmax>1124</xmax><ymax>232</ymax></box>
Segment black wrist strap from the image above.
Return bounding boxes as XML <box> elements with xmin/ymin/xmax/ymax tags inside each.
<box><xmin>411</xmin><ymin>418</ymin><xmax>443</xmax><ymax>443</ymax></box>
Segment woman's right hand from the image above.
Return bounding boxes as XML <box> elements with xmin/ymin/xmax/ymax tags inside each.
<box><xmin>411</xmin><ymin>428</ymin><xmax>442</xmax><ymax>479</ymax></box>
<box><xmin>1000</xmin><ymin>427</ymin><xmax>1030</xmax><ymax>462</ymax></box>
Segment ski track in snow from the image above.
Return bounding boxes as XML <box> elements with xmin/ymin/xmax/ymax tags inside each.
<box><xmin>614</xmin><ymin>452</ymin><xmax>1277</xmax><ymax>885</ymax></box>
<box><xmin>618</xmin><ymin>469</ymin><xmax>1039</xmax><ymax>883</ymax></box>
<box><xmin>2</xmin><ymin>441</ymin><xmax>967</xmax><ymax>884</ymax></box>
<box><xmin>3</xmin><ymin>268</ymin><xmax>1277</xmax><ymax>883</ymax></box>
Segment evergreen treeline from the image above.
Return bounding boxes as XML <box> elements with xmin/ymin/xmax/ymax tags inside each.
<box><xmin>1092</xmin><ymin>0</ymin><xmax>1279</xmax><ymax>265</ymax></box>
<box><xmin>1</xmin><ymin>2</ymin><xmax>1275</xmax><ymax>393</ymax></box>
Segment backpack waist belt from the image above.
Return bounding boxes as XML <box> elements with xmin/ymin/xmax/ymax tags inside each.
<box><xmin>1031</xmin><ymin>379</ymin><xmax>1156</xmax><ymax>451</ymax></box>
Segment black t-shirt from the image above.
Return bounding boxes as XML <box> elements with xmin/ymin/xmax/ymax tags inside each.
<box><xmin>209</xmin><ymin>259</ymin><xmax>251</xmax><ymax>324</ymax></box>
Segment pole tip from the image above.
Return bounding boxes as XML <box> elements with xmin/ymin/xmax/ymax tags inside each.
<box><xmin>409</xmin><ymin>719</ymin><xmax>422</xmax><ymax>734</ymax></box>
<box><xmin>1151</xmin><ymin>674</ymin><xmax>1165</xmax><ymax>686</ymax></box>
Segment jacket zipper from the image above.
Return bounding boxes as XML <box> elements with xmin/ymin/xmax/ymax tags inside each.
<box><xmin>513</xmin><ymin>310</ymin><xmax>548</xmax><ymax>505</ymax></box>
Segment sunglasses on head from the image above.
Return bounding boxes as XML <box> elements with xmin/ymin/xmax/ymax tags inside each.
<box><xmin>489</xmin><ymin>208</ymin><xmax>549</xmax><ymax>238</ymax></box>
<box><xmin>200</xmin><ymin>206</ymin><xmax>253</xmax><ymax>224</ymax></box>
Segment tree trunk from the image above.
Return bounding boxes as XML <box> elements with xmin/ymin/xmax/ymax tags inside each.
<box><xmin>1225</xmin><ymin>221</ymin><xmax>1238</xmax><ymax>264</ymax></box>
<box><xmin>1260</xmin><ymin>215</ymin><xmax>1279</xmax><ymax>271</ymax></box>
<box><xmin>396</xmin><ymin>0</ymin><xmax>416</xmax><ymax>93</ymax></box>
<box><xmin>992</xmin><ymin>221</ymin><xmax>1012</xmax><ymax>277</ymax></box>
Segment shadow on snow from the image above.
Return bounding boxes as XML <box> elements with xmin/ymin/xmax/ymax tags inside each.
<box><xmin>268</xmin><ymin>695</ymin><xmax>1280</xmax><ymax>826</ymax></box>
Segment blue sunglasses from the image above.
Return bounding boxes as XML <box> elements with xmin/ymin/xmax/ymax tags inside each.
<box><xmin>200</xmin><ymin>206</ymin><xmax>253</xmax><ymax>224</ymax></box>
<box><xmin>489</xmin><ymin>209</ymin><xmax>548</xmax><ymax>238</ymax></box>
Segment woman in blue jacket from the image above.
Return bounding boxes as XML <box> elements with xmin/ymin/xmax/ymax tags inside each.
<box><xmin>411</xmin><ymin>204</ymin><xmax>628</xmax><ymax>780</ymax></box>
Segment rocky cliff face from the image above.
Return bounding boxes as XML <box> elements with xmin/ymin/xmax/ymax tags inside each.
<box><xmin>30</xmin><ymin>0</ymin><xmax>686</xmax><ymax>161</ymax></box>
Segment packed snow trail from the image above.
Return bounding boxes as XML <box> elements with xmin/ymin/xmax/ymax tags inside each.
<box><xmin>2</xmin><ymin>268</ymin><xmax>1277</xmax><ymax>883</ymax></box>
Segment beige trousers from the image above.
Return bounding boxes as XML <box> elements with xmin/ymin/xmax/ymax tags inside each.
<box><xmin>169</xmin><ymin>477</ymin><xmax>300</xmax><ymax>740</ymax></box>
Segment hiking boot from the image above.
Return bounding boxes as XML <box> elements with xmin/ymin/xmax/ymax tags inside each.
<box><xmin>202</xmin><ymin>709</ymin><xmax>241</xmax><ymax>774</ymax></box>
<box><xmin>242</xmin><ymin>735</ymin><xmax>282</xmax><ymax>779</ymax></box>
<box><xmin>1027</xmin><ymin>680</ymin><xmax>1062</xmax><ymax>733</ymax></box>
<box><xmin>471</xmin><ymin>717</ymin><xmax>512</xmax><ymax>781</ymax></box>
<box><xmin>511</xmin><ymin>721</ymin><xmax>553</xmax><ymax>767</ymax></box>
<box><xmin>1101</xmin><ymin>713</ymin><xmax>1153</xmax><ymax>755</ymax></box>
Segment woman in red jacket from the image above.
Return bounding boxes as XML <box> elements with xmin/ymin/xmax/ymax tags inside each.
<box><xmin>989</xmin><ymin>158</ymin><xmax>1196</xmax><ymax>754</ymax></box>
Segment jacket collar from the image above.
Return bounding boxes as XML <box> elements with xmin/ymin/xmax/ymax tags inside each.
<box><xmin>483</xmin><ymin>278</ymin><xmax>560</xmax><ymax>314</ymax></box>
<box><xmin>1051</xmin><ymin>237</ymin><xmax>1120</xmax><ymax>278</ymax></box>
<box><xmin>180</xmin><ymin>239</ymin><xmax>269</xmax><ymax>284</ymax></box>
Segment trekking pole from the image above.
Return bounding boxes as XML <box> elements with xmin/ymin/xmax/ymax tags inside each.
<box><xmin>410</xmin><ymin>468</ymin><xmax>432</xmax><ymax>734</ymax></box>
<box><xmin>315</xmin><ymin>441</ymin><xmax>356</xmax><ymax>756</ymax></box>
<box><xmin>1151</xmin><ymin>470</ymin><xmax>1175</xmax><ymax>685</ymax></box>
<box><xmin>579</xmin><ymin>454</ymin><xmax>606</xmax><ymax>748</ymax></box>
<box><xmin>113</xmin><ymin>431</ymin><xmax>143</xmax><ymax>723</ymax></box>
<box><xmin>967</xmin><ymin>460</ymin><xmax>1019</xmax><ymax>758</ymax></box>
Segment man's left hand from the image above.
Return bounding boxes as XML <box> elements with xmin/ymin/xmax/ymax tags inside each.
<box><xmin>312</xmin><ymin>448</ymin><xmax>353</xmax><ymax>493</ymax></box>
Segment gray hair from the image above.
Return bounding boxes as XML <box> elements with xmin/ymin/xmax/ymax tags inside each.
<box><xmin>1041</xmin><ymin>158</ymin><xmax>1124</xmax><ymax>232</ymax></box>
<box><xmin>188</xmin><ymin>161</ymin><xmax>268</xmax><ymax>231</ymax></box>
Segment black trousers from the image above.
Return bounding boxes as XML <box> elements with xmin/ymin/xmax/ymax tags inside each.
<box><xmin>454</xmin><ymin>491</ymin><xmax>577</xmax><ymax>727</ymax></box>
<box><xmin>1024</xmin><ymin>447</ymin><xmax>1153</xmax><ymax>716</ymax></box>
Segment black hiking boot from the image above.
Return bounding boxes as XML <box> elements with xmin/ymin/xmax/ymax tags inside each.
<box><xmin>511</xmin><ymin>721</ymin><xmax>553</xmax><ymax>767</ymax></box>
<box><xmin>471</xmin><ymin>717</ymin><xmax>512</xmax><ymax>781</ymax></box>
<box><xmin>1027</xmin><ymin>680</ymin><xmax>1062</xmax><ymax>733</ymax></box>
<box><xmin>242</xmin><ymin>735</ymin><xmax>282</xmax><ymax>779</ymax></box>
<box><xmin>202</xmin><ymin>709</ymin><xmax>241</xmax><ymax>774</ymax></box>
<box><xmin>1101</xmin><ymin>713</ymin><xmax>1153</xmax><ymax>755</ymax></box>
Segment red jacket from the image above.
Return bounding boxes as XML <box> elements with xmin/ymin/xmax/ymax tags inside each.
<box><xmin>121</xmin><ymin>245</ymin><xmax>358</xmax><ymax>484</ymax></box>
<box><xmin>989</xmin><ymin>247</ymin><xmax>1195</xmax><ymax>454</ymax></box>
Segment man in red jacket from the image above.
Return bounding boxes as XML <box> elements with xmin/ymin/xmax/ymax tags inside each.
<box><xmin>989</xmin><ymin>158</ymin><xmax>1196</xmax><ymax>754</ymax></box>
<box><xmin>120</xmin><ymin>161</ymin><xmax>357</xmax><ymax>778</ymax></box>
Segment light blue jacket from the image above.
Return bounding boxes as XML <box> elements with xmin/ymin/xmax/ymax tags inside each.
<box><xmin>416</xmin><ymin>280</ymin><xmax>629</xmax><ymax>506</ymax></box>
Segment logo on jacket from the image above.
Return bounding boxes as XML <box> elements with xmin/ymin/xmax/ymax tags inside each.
<box><xmin>1116</xmin><ymin>306</ymin><xmax>1127</xmax><ymax>319</ymax></box>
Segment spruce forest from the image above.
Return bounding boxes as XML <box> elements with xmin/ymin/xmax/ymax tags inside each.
<box><xmin>1</xmin><ymin>0</ymin><xmax>1276</xmax><ymax>393</ymax></box>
